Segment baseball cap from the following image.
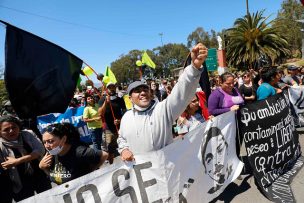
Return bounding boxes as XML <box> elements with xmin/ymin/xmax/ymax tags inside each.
<box><xmin>287</xmin><ymin>65</ymin><xmax>298</xmax><ymax>71</ymax></box>
<box><xmin>3</xmin><ymin>100</ymin><xmax>11</xmax><ymax>106</ymax></box>
<box><xmin>127</xmin><ymin>81</ymin><xmax>149</xmax><ymax>95</ymax></box>
<box><xmin>97</xmin><ymin>73</ymin><xmax>104</xmax><ymax>80</ymax></box>
<box><xmin>106</xmin><ymin>82</ymin><xmax>116</xmax><ymax>88</ymax></box>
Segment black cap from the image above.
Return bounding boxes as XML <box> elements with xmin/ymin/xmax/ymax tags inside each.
<box><xmin>287</xmin><ymin>65</ymin><xmax>298</xmax><ymax>71</ymax></box>
<box><xmin>97</xmin><ymin>73</ymin><xmax>104</xmax><ymax>80</ymax></box>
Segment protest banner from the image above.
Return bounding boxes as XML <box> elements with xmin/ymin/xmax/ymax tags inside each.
<box><xmin>37</xmin><ymin>106</ymin><xmax>91</xmax><ymax>143</ymax></box>
<box><xmin>22</xmin><ymin>111</ymin><xmax>243</xmax><ymax>203</ymax></box>
<box><xmin>238</xmin><ymin>91</ymin><xmax>303</xmax><ymax>202</ymax></box>
<box><xmin>288</xmin><ymin>86</ymin><xmax>304</xmax><ymax>127</ymax></box>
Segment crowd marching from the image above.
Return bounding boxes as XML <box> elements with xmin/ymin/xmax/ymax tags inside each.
<box><xmin>0</xmin><ymin>43</ymin><xmax>304</xmax><ymax>202</ymax></box>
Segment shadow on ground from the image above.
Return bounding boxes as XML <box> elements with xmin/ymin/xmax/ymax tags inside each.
<box><xmin>209</xmin><ymin>174</ymin><xmax>251</xmax><ymax>203</ymax></box>
<box><xmin>209</xmin><ymin>156</ymin><xmax>255</xmax><ymax>203</ymax></box>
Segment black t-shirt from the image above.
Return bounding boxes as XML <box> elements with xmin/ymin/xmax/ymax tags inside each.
<box><xmin>238</xmin><ymin>84</ymin><xmax>257</xmax><ymax>104</ymax></box>
<box><xmin>98</xmin><ymin>96</ymin><xmax>126</xmax><ymax>133</ymax></box>
<box><xmin>49</xmin><ymin>144</ymin><xmax>100</xmax><ymax>185</ymax></box>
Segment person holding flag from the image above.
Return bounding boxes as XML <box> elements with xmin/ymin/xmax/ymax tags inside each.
<box><xmin>98</xmin><ymin>82</ymin><xmax>126</xmax><ymax>164</ymax></box>
<box><xmin>97</xmin><ymin>66</ymin><xmax>127</xmax><ymax>164</ymax></box>
<box><xmin>117</xmin><ymin>43</ymin><xmax>208</xmax><ymax>161</ymax></box>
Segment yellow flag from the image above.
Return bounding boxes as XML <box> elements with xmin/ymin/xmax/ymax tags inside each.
<box><xmin>83</xmin><ymin>66</ymin><xmax>94</xmax><ymax>76</ymax></box>
<box><xmin>123</xmin><ymin>95</ymin><xmax>132</xmax><ymax>110</ymax></box>
<box><xmin>142</xmin><ymin>51</ymin><xmax>156</xmax><ymax>69</ymax></box>
<box><xmin>103</xmin><ymin>66</ymin><xmax>117</xmax><ymax>85</ymax></box>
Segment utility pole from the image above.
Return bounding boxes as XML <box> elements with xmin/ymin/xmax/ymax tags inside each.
<box><xmin>296</xmin><ymin>20</ymin><xmax>304</xmax><ymax>59</ymax></box>
<box><xmin>159</xmin><ymin>33</ymin><xmax>165</xmax><ymax>78</ymax></box>
<box><xmin>246</xmin><ymin>0</ymin><xmax>249</xmax><ymax>16</ymax></box>
<box><xmin>159</xmin><ymin>33</ymin><xmax>164</xmax><ymax>46</ymax></box>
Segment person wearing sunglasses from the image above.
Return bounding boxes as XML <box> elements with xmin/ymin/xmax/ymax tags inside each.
<box><xmin>238</xmin><ymin>72</ymin><xmax>257</xmax><ymax>104</ymax></box>
<box><xmin>117</xmin><ymin>43</ymin><xmax>208</xmax><ymax>161</ymax></box>
<box><xmin>0</xmin><ymin>115</ymin><xmax>50</xmax><ymax>202</ymax></box>
<box><xmin>39</xmin><ymin>123</ymin><xmax>108</xmax><ymax>185</ymax></box>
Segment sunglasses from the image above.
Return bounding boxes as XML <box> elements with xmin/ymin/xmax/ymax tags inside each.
<box><xmin>41</xmin><ymin>125</ymin><xmax>58</xmax><ymax>135</ymax></box>
<box><xmin>132</xmin><ymin>86</ymin><xmax>149</xmax><ymax>94</ymax></box>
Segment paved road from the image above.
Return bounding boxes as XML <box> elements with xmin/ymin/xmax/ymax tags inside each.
<box><xmin>211</xmin><ymin>129</ymin><xmax>304</xmax><ymax>203</ymax></box>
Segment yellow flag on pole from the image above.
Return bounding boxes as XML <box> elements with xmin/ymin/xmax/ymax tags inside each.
<box><xmin>123</xmin><ymin>95</ymin><xmax>132</xmax><ymax>110</ymax></box>
<box><xmin>103</xmin><ymin>66</ymin><xmax>117</xmax><ymax>85</ymax></box>
<box><xmin>142</xmin><ymin>51</ymin><xmax>156</xmax><ymax>69</ymax></box>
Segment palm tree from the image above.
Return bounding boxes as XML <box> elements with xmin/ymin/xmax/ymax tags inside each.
<box><xmin>226</xmin><ymin>11</ymin><xmax>290</xmax><ymax>69</ymax></box>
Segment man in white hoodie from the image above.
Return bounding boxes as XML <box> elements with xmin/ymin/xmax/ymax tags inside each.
<box><xmin>117</xmin><ymin>43</ymin><xmax>208</xmax><ymax>161</ymax></box>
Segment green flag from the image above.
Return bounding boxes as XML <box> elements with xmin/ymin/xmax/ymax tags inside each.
<box><xmin>142</xmin><ymin>51</ymin><xmax>156</xmax><ymax>69</ymax></box>
<box><xmin>77</xmin><ymin>76</ymin><xmax>82</xmax><ymax>89</ymax></box>
<box><xmin>103</xmin><ymin>66</ymin><xmax>117</xmax><ymax>84</ymax></box>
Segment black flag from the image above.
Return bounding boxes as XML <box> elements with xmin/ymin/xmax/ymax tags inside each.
<box><xmin>183</xmin><ymin>53</ymin><xmax>211</xmax><ymax>101</ymax></box>
<box><xmin>2</xmin><ymin>20</ymin><xmax>83</xmax><ymax>119</ymax></box>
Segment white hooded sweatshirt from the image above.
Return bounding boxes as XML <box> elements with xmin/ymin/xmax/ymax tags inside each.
<box><xmin>117</xmin><ymin>64</ymin><xmax>203</xmax><ymax>155</ymax></box>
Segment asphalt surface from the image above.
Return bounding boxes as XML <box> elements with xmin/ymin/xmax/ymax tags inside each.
<box><xmin>210</xmin><ymin>128</ymin><xmax>304</xmax><ymax>203</ymax></box>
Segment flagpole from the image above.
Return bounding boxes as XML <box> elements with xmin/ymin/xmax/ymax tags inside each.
<box><xmin>139</xmin><ymin>66</ymin><xmax>143</xmax><ymax>80</ymax></box>
<box><xmin>84</xmin><ymin>74</ymin><xmax>90</xmax><ymax>80</ymax></box>
<box><xmin>81</xmin><ymin>65</ymin><xmax>103</xmax><ymax>99</ymax></box>
<box><xmin>83</xmin><ymin>61</ymin><xmax>98</xmax><ymax>76</ymax></box>
<box><xmin>136</xmin><ymin>60</ymin><xmax>143</xmax><ymax>80</ymax></box>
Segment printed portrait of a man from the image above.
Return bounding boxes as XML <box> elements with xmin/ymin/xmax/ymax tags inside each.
<box><xmin>201</xmin><ymin>127</ymin><xmax>233</xmax><ymax>194</ymax></box>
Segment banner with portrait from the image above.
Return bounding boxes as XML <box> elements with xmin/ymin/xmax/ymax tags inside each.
<box><xmin>22</xmin><ymin>111</ymin><xmax>243</xmax><ymax>203</ymax></box>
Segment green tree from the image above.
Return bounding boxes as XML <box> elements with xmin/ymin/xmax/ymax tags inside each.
<box><xmin>187</xmin><ymin>27</ymin><xmax>222</xmax><ymax>49</ymax></box>
<box><xmin>0</xmin><ymin>80</ymin><xmax>8</xmax><ymax>104</ymax></box>
<box><xmin>111</xmin><ymin>44</ymin><xmax>189</xmax><ymax>82</ymax></box>
<box><xmin>110</xmin><ymin>50</ymin><xmax>142</xmax><ymax>84</ymax></box>
<box><xmin>153</xmin><ymin>43</ymin><xmax>189</xmax><ymax>78</ymax></box>
<box><xmin>0</xmin><ymin>66</ymin><xmax>8</xmax><ymax>106</ymax></box>
<box><xmin>273</xmin><ymin>0</ymin><xmax>304</xmax><ymax>57</ymax></box>
<box><xmin>226</xmin><ymin>11</ymin><xmax>290</xmax><ymax>69</ymax></box>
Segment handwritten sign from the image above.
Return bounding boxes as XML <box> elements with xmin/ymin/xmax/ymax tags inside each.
<box><xmin>238</xmin><ymin>91</ymin><xmax>303</xmax><ymax>202</ymax></box>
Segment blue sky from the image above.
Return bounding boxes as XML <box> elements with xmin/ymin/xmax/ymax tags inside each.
<box><xmin>0</xmin><ymin>0</ymin><xmax>283</xmax><ymax>82</ymax></box>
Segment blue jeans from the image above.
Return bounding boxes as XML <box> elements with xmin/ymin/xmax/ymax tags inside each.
<box><xmin>89</xmin><ymin>128</ymin><xmax>103</xmax><ymax>151</ymax></box>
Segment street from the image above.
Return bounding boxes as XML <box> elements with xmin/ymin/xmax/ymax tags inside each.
<box><xmin>211</xmin><ymin>128</ymin><xmax>304</xmax><ymax>203</ymax></box>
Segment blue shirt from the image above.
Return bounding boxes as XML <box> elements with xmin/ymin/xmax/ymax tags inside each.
<box><xmin>257</xmin><ymin>83</ymin><xmax>276</xmax><ymax>100</ymax></box>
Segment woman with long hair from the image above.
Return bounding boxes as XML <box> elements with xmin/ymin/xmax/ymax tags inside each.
<box><xmin>238</xmin><ymin>72</ymin><xmax>257</xmax><ymax>104</ymax></box>
<box><xmin>208</xmin><ymin>72</ymin><xmax>244</xmax><ymax>116</ymax></box>
<box><xmin>176</xmin><ymin>94</ymin><xmax>206</xmax><ymax>137</ymax></box>
<box><xmin>0</xmin><ymin>115</ymin><xmax>51</xmax><ymax>202</ymax></box>
<box><xmin>83</xmin><ymin>96</ymin><xmax>103</xmax><ymax>151</ymax></box>
<box><xmin>39</xmin><ymin>123</ymin><xmax>108</xmax><ymax>185</ymax></box>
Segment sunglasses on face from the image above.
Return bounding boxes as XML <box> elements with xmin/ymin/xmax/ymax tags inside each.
<box><xmin>132</xmin><ymin>86</ymin><xmax>149</xmax><ymax>93</ymax></box>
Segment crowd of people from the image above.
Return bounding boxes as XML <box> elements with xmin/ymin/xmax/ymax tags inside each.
<box><xmin>0</xmin><ymin>42</ymin><xmax>304</xmax><ymax>202</ymax></box>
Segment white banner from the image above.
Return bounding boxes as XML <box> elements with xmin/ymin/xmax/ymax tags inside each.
<box><xmin>289</xmin><ymin>86</ymin><xmax>304</xmax><ymax>127</ymax></box>
<box><xmin>21</xmin><ymin>111</ymin><xmax>243</xmax><ymax>203</ymax></box>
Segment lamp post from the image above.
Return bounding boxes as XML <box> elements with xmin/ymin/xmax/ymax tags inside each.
<box><xmin>159</xmin><ymin>33</ymin><xmax>164</xmax><ymax>46</ymax></box>
<box><xmin>296</xmin><ymin>19</ymin><xmax>304</xmax><ymax>59</ymax></box>
<box><xmin>246</xmin><ymin>0</ymin><xmax>249</xmax><ymax>16</ymax></box>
